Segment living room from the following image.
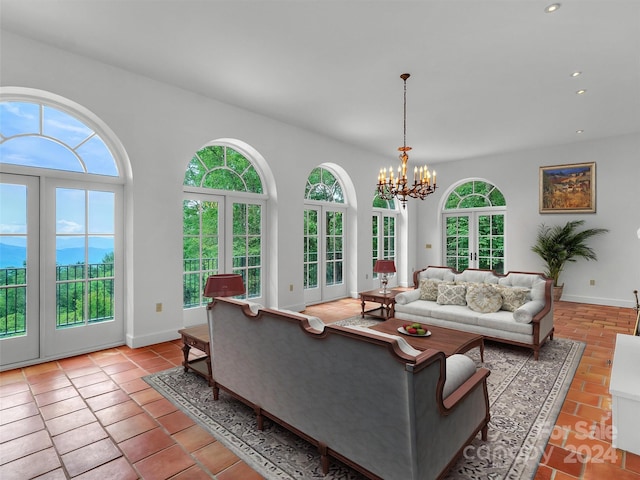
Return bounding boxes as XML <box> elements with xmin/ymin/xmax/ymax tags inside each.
<box><xmin>1</xmin><ymin>1</ymin><xmax>639</xmax><ymax>479</ymax></box>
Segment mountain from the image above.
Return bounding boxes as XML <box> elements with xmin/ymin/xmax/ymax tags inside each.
<box><xmin>0</xmin><ymin>243</ymin><xmax>113</xmax><ymax>268</ymax></box>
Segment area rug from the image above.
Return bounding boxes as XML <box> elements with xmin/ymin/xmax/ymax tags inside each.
<box><xmin>144</xmin><ymin>319</ymin><xmax>584</xmax><ymax>480</ymax></box>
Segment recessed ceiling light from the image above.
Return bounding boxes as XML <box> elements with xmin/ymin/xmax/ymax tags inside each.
<box><xmin>571</xmin><ymin>71</ymin><xmax>582</xmax><ymax>77</ymax></box>
<box><xmin>576</xmin><ymin>130</ymin><xmax>584</xmax><ymax>134</ymax></box>
<box><xmin>545</xmin><ymin>3</ymin><xmax>561</xmax><ymax>13</ymax></box>
<box><xmin>576</xmin><ymin>89</ymin><xmax>587</xmax><ymax>95</ymax></box>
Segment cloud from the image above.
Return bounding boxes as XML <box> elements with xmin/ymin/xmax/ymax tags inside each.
<box><xmin>1</xmin><ymin>103</ymin><xmax>36</xmax><ymax>120</ymax></box>
<box><xmin>56</xmin><ymin>219</ymin><xmax>83</xmax><ymax>234</ymax></box>
<box><xmin>0</xmin><ymin>224</ymin><xmax>27</xmax><ymax>234</ymax></box>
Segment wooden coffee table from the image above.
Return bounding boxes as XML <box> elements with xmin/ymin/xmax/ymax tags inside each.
<box><xmin>370</xmin><ymin>318</ymin><xmax>484</xmax><ymax>361</ymax></box>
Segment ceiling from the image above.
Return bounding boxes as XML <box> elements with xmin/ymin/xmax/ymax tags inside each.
<box><xmin>2</xmin><ymin>0</ymin><xmax>639</xmax><ymax>165</ymax></box>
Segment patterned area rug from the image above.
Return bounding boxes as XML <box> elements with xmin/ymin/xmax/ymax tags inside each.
<box><xmin>144</xmin><ymin>319</ymin><xmax>584</xmax><ymax>479</ymax></box>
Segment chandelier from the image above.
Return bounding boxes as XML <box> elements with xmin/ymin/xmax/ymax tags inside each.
<box><xmin>376</xmin><ymin>73</ymin><xmax>437</xmax><ymax>209</ymax></box>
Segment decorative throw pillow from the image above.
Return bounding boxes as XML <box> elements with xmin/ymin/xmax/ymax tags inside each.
<box><xmin>495</xmin><ymin>285</ymin><xmax>530</xmax><ymax>312</ymax></box>
<box><xmin>437</xmin><ymin>283</ymin><xmax>467</xmax><ymax>306</ymax></box>
<box><xmin>419</xmin><ymin>279</ymin><xmax>449</xmax><ymax>301</ymax></box>
<box><xmin>466</xmin><ymin>283</ymin><xmax>502</xmax><ymax>313</ymax></box>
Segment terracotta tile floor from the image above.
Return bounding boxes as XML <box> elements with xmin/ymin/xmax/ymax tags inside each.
<box><xmin>1</xmin><ymin>299</ymin><xmax>639</xmax><ymax>479</ymax></box>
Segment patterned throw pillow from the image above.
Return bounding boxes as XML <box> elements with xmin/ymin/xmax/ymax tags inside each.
<box><xmin>437</xmin><ymin>283</ymin><xmax>467</xmax><ymax>306</ymax></box>
<box><xmin>495</xmin><ymin>285</ymin><xmax>530</xmax><ymax>312</ymax></box>
<box><xmin>466</xmin><ymin>283</ymin><xmax>502</xmax><ymax>313</ymax></box>
<box><xmin>419</xmin><ymin>279</ymin><xmax>449</xmax><ymax>301</ymax></box>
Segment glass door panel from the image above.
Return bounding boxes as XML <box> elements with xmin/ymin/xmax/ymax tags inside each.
<box><xmin>45</xmin><ymin>183</ymin><xmax>122</xmax><ymax>358</ymax></box>
<box><xmin>0</xmin><ymin>174</ymin><xmax>39</xmax><ymax>367</ymax></box>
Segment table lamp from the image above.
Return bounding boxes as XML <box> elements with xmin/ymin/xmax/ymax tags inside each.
<box><xmin>373</xmin><ymin>259</ymin><xmax>396</xmax><ymax>295</ymax></box>
<box><xmin>203</xmin><ymin>274</ymin><xmax>245</xmax><ymax>309</ymax></box>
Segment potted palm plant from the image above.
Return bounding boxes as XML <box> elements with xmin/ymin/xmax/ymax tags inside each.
<box><xmin>531</xmin><ymin>220</ymin><xmax>609</xmax><ymax>301</ymax></box>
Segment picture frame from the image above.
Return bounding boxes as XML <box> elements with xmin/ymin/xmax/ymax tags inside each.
<box><xmin>539</xmin><ymin>162</ymin><xmax>596</xmax><ymax>213</ymax></box>
<box><xmin>634</xmin><ymin>290</ymin><xmax>640</xmax><ymax>336</ymax></box>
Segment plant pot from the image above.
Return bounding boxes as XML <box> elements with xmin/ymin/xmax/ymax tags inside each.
<box><xmin>553</xmin><ymin>285</ymin><xmax>564</xmax><ymax>302</ymax></box>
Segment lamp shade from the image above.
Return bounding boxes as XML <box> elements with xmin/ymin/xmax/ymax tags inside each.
<box><xmin>203</xmin><ymin>274</ymin><xmax>245</xmax><ymax>298</ymax></box>
<box><xmin>373</xmin><ymin>259</ymin><xmax>396</xmax><ymax>274</ymax></box>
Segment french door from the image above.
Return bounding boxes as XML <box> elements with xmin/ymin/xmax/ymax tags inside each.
<box><xmin>304</xmin><ymin>205</ymin><xmax>347</xmax><ymax>305</ymax></box>
<box><xmin>443</xmin><ymin>210</ymin><xmax>505</xmax><ymax>273</ymax></box>
<box><xmin>0</xmin><ymin>174</ymin><xmax>40</xmax><ymax>366</ymax></box>
<box><xmin>0</xmin><ymin>173</ymin><xmax>124</xmax><ymax>370</ymax></box>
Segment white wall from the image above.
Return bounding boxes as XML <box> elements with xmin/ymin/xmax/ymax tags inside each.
<box><xmin>415</xmin><ymin>134</ymin><xmax>640</xmax><ymax>307</ymax></box>
<box><xmin>2</xmin><ymin>32</ymin><xmax>638</xmax><ymax>350</ymax></box>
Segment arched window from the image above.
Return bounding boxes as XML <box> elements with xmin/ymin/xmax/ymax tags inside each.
<box><xmin>0</xmin><ymin>92</ymin><xmax>125</xmax><ymax>368</ymax></box>
<box><xmin>372</xmin><ymin>194</ymin><xmax>397</xmax><ymax>284</ymax></box>
<box><xmin>443</xmin><ymin>180</ymin><xmax>506</xmax><ymax>273</ymax></box>
<box><xmin>183</xmin><ymin>144</ymin><xmax>265</xmax><ymax>308</ymax></box>
<box><xmin>303</xmin><ymin>166</ymin><xmax>347</xmax><ymax>305</ymax></box>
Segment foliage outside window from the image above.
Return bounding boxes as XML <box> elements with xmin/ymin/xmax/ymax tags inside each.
<box><xmin>183</xmin><ymin>145</ymin><xmax>263</xmax><ymax>308</ymax></box>
<box><xmin>185</xmin><ymin>145</ymin><xmax>262</xmax><ymax>193</ymax></box>
<box><xmin>445</xmin><ymin>180</ymin><xmax>505</xmax><ymax>209</ymax></box>
<box><xmin>183</xmin><ymin>199</ymin><xmax>219</xmax><ymax>308</ymax></box>
<box><xmin>444</xmin><ymin>181</ymin><xmax>506</xmax><ymax>274</ymax></box>
<box><xmin>303</xmin><ymin>209</ymin><xmax>319</xmax><ymax>289</ymax></box>
<box><xmin>305</xmin><ymin>167</ymin><xmax>344</xmax><ymax>203</ymax></box>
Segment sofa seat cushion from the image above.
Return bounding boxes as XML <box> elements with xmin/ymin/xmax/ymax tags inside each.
<box><xmin>443</xmin><ymin>354</ymin><xmax>477</xmax><ymax>398</ymax></box>
<box><xmin>394</xmin><ymin>299</ymin><xmax>443</xmax><ymax>317</ymax></box>
<box><xmin>430</xmin><ymin>305</ymin><xmax>479</xmax><ymax>325</ymax></box>
<box><xmin>466</xmin><ymin>283</ymin><xmax>502</xmax><ymax>313</ymax></box>
<box><xmin>477</xmin><ymin>310</ymin><xmax>533</xmax><ymax>335</ymax></box>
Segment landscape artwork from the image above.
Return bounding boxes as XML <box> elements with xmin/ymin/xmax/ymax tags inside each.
<box><xmin>539</xmin><ymin>162</ymin><xmax>596</xmax><ymax>213</ymax></box>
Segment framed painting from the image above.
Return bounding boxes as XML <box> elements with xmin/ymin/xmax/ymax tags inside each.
<box><xmin>539</xmin><ymin>162</ymin><xmax>596</xmax><ymax>213</ymax></box>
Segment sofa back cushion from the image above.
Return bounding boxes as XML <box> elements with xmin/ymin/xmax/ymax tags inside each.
<box><xmin>454</xmin><ymin>269</ymin><xmax>499</xmax><ymax>284</ymax></box>
<box><xmin>418</xmin><ymin>267</ymin><xmax>456</xmax><ymax>283</ymax></box>
<box><xmin>498</xmin><ymin>273</ymin><xmax>547</xmax><ymax>303</ymax></box>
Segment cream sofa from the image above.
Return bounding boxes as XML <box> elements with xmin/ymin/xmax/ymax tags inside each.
<box><xmin>208</xmin><ymin>297</ymin><xmax>490</xmax><ymax>480</ymax></box>
<box><xmin>394</xmin><ymin>266</ymin><xmax>554</xmax><ymax>360</ymax></box>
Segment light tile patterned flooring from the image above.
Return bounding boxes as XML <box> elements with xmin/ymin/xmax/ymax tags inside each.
<box><xmin>0</xmin><ymin>299</ymin><xmax>639</xmax><ymax>479</ymax></box>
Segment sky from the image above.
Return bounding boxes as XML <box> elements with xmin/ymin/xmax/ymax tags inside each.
<box><xmin>0</xmin><ymin>101</ymin><xmax>118</xmax><ymax>265</ymax></box>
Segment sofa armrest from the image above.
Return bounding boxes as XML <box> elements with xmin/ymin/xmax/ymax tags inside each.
<box><xmin>442</xmin><ymin>367</ymin><xmax>490</xmax><ymax>412</ymax></box>
<box><xmin>513</xmin><ymin>300</ymin><xmax>545</xmax><ymax>324</ymax></box>
<box><xmin>443</xmin><ymin>354</ymin><xmax>477</xmax><ymax>398</ymax></box>
<box><xmin>396</xmin><ymin>289</ymin><xmax>421</xmax><ymax>305</ymax></box>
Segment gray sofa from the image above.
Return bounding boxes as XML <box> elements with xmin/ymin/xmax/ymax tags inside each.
<box><xmin>208</xmin><ymin>297</ymin><xmax>490</xmax><ymax>480</ymax></box>
<box><xmin>394</xmin><ymin>266</ymin><xmax>554</xmax><ymax>360</ymax></box>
